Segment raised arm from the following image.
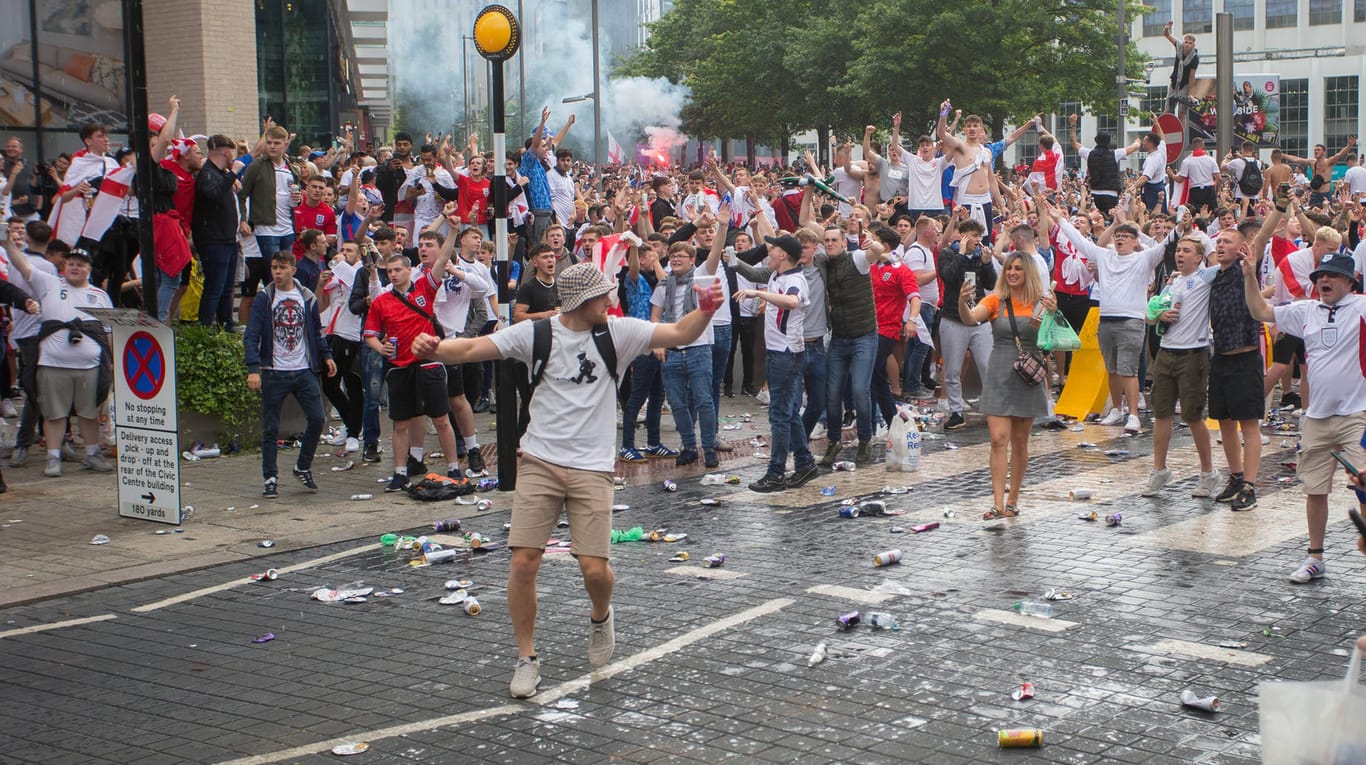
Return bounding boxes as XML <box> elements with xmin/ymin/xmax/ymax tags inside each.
<box><xmin>529</xmin><ymin>107</ymin><xmax>550</xmax><ymax>156</ymax></box>
<box><xmin>1067</xmin><ymin>113</ymin><xmax>1082</xmax><ymax>153</ymax></box>
<box><xmin>150</xmin><ymin>95</ymin><xmax>180</xmax><ymax>162</ymax></box>
<box><xmin>862</xmin><ymin>125</ymin><xmax>882</xmax><ymax>165</ymax></box>
<box><xmin>550</xmin><ymin>114</ymin><xmax>576</xmax><ymax>151</ymax></box>
<box><xmin>3</xmin><ymin>239</ymin><xmax>32</xmax><ymax>281</ymax></box>
<box><xmin>1000</xmin><ymin>114</ymin><xmax>1041</xmax><ymax>149</ymax></box>
<box><xmin>1241</xmin><ymin>252</ymin><xmax>1275</xmax><ymax>322</ymax></box>
<box><xmin>1162</xmin><ymin>20</ymin><xmax>1178</xmax><ymax>47</ymax></box>
<box><xmin>704</xmin><ymin>200</ymin><xmax>732</xmax><ymax>275</ymax></box>
<box><xmin>1326</xmin><ymin>137</ymin><xmax>1358</xmax><ymax>167</ymax></box>
<box><xmin>935</xmin><ymin>101</ymin><xmax>964</xmax><ymax>154</ymax></box>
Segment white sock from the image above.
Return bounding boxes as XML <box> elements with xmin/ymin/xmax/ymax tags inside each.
<box><xmin>410</xmin><ymin>447</ymin><xmax>424</xmax><ymax>461</ymax></box>
<box><xmin>395</xmin><ymin>466</ymin><xmax>408</xmax><ymax>476</ymax></box>
<box><xmin>86</xmin><ymin>445</ymin><xmax>99</xmax><ymax>456</ymax></box>
<box><xmin>448</xmin><ymin>462</ymin><xmax>460</xmax><ymax>473</ymax></box>
<box><xmin>464</xmin><ymin>434</ymin><xmax>479</xmax><ymax>449</ymax></box>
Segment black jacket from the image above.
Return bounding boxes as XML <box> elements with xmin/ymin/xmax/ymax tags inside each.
<box><xmin>192</xmin><ymin>161</ymin><xmax>239</xmax><ymax>245</ymax></box>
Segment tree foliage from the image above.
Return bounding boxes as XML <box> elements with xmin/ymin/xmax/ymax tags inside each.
<box><xmin>619</xmin><ymin>0</ymin><xmax>1150</xmax><ymax>145</ymax></box>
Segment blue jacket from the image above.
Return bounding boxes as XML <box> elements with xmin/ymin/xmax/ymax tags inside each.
<box><xmin>244</xmin><ymin>281</ymin><xmax>333</xmax><ymax>374</ymax></box>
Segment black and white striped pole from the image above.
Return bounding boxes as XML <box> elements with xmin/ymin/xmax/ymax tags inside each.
<box><xmin>473</xmin><ymin>5</ymin><xmax>522</xmax><ymax>489</ymax></box>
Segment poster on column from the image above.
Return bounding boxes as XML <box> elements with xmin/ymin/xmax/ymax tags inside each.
<box><xmin>1187</xmin><ymin>74</ymin><xmax>1280</xmax><ymax>147</ymax></box>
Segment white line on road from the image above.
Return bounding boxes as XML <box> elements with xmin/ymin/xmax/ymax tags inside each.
<box><xmin>131</xmin><ymin>543</ymin><xmax>378</xmax><ymax>613</ymax></box>
<box><xmin>974</xmin><ymin>608</ymin><xmax>1078</xmax><ymax>633</ymax></box>
<box><xmin>805</xmin><ymin>584</ymin><xmax>896</xmax><ymax>605</ymax></box>
<box><xmin>213</xmin><ymin>597</ymin><xmax>795</xmax><ymax>765</ymax></box>
<box><xmin>0</xmin><ymin>613</ymin><xmax>117</xmax><ymax>639</ymax></box>
<box><xmin>1129</xmin><ymin>638</ymin><xmax>1272</xmax><ymax>667</ymax></box>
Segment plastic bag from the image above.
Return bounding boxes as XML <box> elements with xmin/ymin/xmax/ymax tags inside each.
<box><xmin>885</xmin><ymin>406</ymin><xmax>921</xmax><ymax>472</ymax></box>
<box><xmin>1037</xmin><ymin>310</ymin><xmax>1082</xmax><ymax>352</ymax></box>
<box><xmin>1259</xmin><ymin>645</ymin><xmax>1366</xmax><ymax>764</ymax></box>
<box><xmin>178</xmin><ymin>258</ymin><xmax>204</xmax><ymax>322</ymax></box>
<box><xmin>405</xmin><ymin>474</ymin><xmax>476</xmax><ymax>501</ymax></box>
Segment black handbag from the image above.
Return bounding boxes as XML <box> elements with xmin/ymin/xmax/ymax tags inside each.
<box><xmin>1005</xmin><ymin>299</ymin><xmax>1047</xmax><ymax>387</ymax></box>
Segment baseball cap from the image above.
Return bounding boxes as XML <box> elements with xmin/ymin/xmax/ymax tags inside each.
<box><xmin>763</xmin><ymin>234</ymin><xmax>802</xmax><ymax>261</ymax></box>
<box><xmin>1310</xmin><ymin>251</ymin><xmax>1358</xmax><ymax>286</ymax></box>
<box><xmin>557</xmin><ymin>262</ymin><xmax>615</xmax><ymax>312</ymax></box>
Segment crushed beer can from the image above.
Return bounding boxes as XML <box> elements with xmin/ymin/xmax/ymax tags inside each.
<box><xmin>252</xmin><ymin>632</ymin><xmax>276</xmax><ymax>644</ymax></box>
<box><xmin>90</xmin><ymin>534</ymin><xmax>110</xmax><ymax>545</ymax></box>
<box><xmin>669</xmin><ymin>552</ymin><xmax>689</xmax><ymax>562</ymax></box>
<box><xmin>332</xmin><ymin>742</ymin><xmax>369</xmax><ymax>756</ymax></box>
<box><xmin>836</xmin><ymin>610</ymin><xmax>861</xmax><ymax>631</ymax></box>
<box><xmin>331</xmin><ymin>461</ymin><xmax>355</xmax><ymax>472</ymax></box>
<box><xmin>872</xmin><ymin>549</ymin><xmax>903</xmax><ymax>567</ymax></box>
<box><xmin>663</xmin><ymin>479</ymin><xmax>678</xmax><ymax>492</ymax></box>
<box><xmin>910</xmin><ymin>522</ymin><xmax>939</xmax><ymax>533</ymax></box>
<box><xmin>463</xmin><ymin>597</ymin><xmax>482</xmax><ymax>616</ymax></box>
<box><xmin>703</xmin><ymin>553</ymin><xmax>725</xmax><ymax>568</ymax></box>
<box><xmin>1179</xmin><ymin>689</ymin><xmax>1221</xmax><ymax>712</ymax></box>
<box><xmin>1079</xmin><ymin>511</ymin><xmax>1099</xmax><ymax>522</ymax></box>
<box><xmin>433</xmin><ymin>519</ymin><xmax>462</xmax><ymax>533</ymax></box>
<box><xmin>859</xmin><ymin>500</ymin><xmax>890</xmax><ymax>517</ymax></box>
<box><xmin>1068</xmin><ymin>489</ymin><xmax>1093</xmax><ymax>500</ymax></box>
<box><xmin>611</xmin><ymin>504</ymin><xmax>630</xmax><ymax>512</ymax></box>
<box><xmin>699</xmin><ymin>498</ymin><xmax>720</xmax><ymax>506</ymax></box>
<box><xmin>1012</xmin><ymin>682</ymin><xmax>1036</xmax><ymax>701</ymax></box>
<box><xmin>445</xmin><ymin>578</ymin><xmax>473</xmax><ymax>590</ymax></box>
<box><xmin>476</xmin><ymin>499</ymin><xmax>493</xmax><ymax>512</ymax></box>
<box><xmin>838</xmin><ymin>505</ymin><xmax>861</xmax><ymax>519</ymax></box>
<box><xmin>257</xmin><ymin>540</ymin><xmax>275</xmax><ymax>548</ymax></box>
<box><xmin>820</xmin><ymin>485</ymin><xmax>837</xmax><ymax>496</ymax></box>
<box><xmin>1105</xmin><ymin>513</ymin><xmax>1122</xmax><ymax>527</ymax></box>
<box><xmin>249</xmin><ymin>569</ymin><xmax>279</xmax><ymax>582</ymax></box>
<box><xmin>882</xmin><ymin>485</ymin><xmax>911</xmax><ymax>495</ymax></box>
<box><xmin>832</xmin><ymin>461</ymin><xmax>857</xmax><ymax>472</ymax></box>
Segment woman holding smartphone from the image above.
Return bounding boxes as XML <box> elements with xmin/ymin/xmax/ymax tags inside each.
<box><xmin>958</xmin><ymin>252</ymin><xmax>1056</xmax><ymax>519</ymax></box>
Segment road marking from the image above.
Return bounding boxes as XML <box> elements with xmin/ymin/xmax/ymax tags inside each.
<box><xmin>805</xmin><ymin>584</ymin><xmax>895</xmax><ymax>605</ymax></box>
<box><xmin>214</xmin><ymin>597</ymin><xmax>794</xmax><ymax>765</ymax></box>
<box><xmin>663</xmin><ymin>565</ymin><xmax>747</xmax><ymax>580</ymax></box>
<box><xmin>974</xmin><ymin>609</ymin><xmax>1078</xmax><ymax>633</ymax></box>
<box><xmin>1130</xmin><ymin>638</ymin><xmax>1272</xmax><ymax>667</ymax></box>
<box><xmin>0</xmin><ymin>614</ymin><xmax>117</xmax><ymax>639</ymax></box>
<box><xmin>131</xmin><ymin>544</ymin><xmax>377</xmax><ymax>613</ymax></box>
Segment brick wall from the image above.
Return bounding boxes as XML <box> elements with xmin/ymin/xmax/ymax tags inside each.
<box><xmin>144</xmin><ymin>0</ymin><xmax>260</xmax><ymax>142</ymax></box>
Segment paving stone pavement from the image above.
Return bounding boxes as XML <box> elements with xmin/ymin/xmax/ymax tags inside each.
<box><xmin>1</xmin><ymin>399</ymin><xmax>1365</xmax><ymax>764</ymax></box>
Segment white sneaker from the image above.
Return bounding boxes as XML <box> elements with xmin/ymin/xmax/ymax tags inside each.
<box><xmin>1137</xmin><ymin>393</ymin><xmax>1147</xmax><ymax>411</ymax></box>
<box><xmin>44</xmin><ymin>455</ymin><xmax>61</xmax><ymax>477</ymax></box>
<box><xmin>1099</xmin><ymin>408</ymin><xmax>1125</xmax><ymax>426</ymax></box>
<box><xmin>587</xmin><ymin>606</ymin><xmax>616</xmax><ymax>669</ymax></box>
<box><xmin>1142</xmin><ymin>468</ymin><xmax>1171</xmax><ymax>496</ymax></box>
<box><xmin>1191</xmin><ymin>471</ymin><xmax>1222</xmax><ymax>498</ymax></box>
<box><xmin>327</xmin><ymin>427</ymin><xmax>348</xmax><ymax>446</ymax></box>
<box><xmin>1288</xmin><ymin>557</ymin><xmax>1325</xmax><ymax>583</ymax></box>
<box><xmin>755</xmin><ymin>389</ymin><xmax>770</xmax><ymax>405</ymax></box>
<box><xmin>0</xmin><ymin>399</ymin><xmax>16</xmax><ymax>418</ymax></box>
<box><xmin>809</xmin><ymin>423</ymin><xmax>827</xmax><ymax>441</ymax></box>
<box><xmin>1124</xmin><ymin>414</ymin><xmax>1142</xmax><ymax>434</ymax></box>
<box><xmin>344</xmin><ymin>437</ymin><xmax>360</xmax><ymax>453</ymax></box>
<box><xmin>509</xmin><ymin>656</ymin><xmax>541</xmax><ymax>698</ymax></box>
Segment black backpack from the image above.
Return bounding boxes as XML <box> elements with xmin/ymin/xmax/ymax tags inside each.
<box><xmin>1238</xmin><ymin>158</ymin><xmax>1263</xmax><ymax>196</ymax></box>
<box><xmin>528</xmin><ymin>318</ymin><xmax>622</xmax><ymax>404</ymax></box>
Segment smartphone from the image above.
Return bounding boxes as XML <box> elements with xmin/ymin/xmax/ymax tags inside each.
<box><xmin>1330</xmin><ymin>449</ymin><xmax>1359</xmax><ymax>475</ymax></box>
<box><xmin>1350</xmin><ymin>508</ymin><xmax>1366</xmax><ymax>539</ymax></box>
<box><xmin>963</xmin><ymin>271</ymin><xmax>977</xmax><ymax>291</ymax></box>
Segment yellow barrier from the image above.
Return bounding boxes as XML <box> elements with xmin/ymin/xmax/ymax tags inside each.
<box><xmin>1055</xmin><ymin>307</ymin><xmax>1110</xmax><ymax>419</ymax></box>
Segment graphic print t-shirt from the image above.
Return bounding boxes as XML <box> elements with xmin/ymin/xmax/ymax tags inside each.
<box><xmin>271</xmin><ymin>287</ymin><xmax>309</xmax><ymax>370</ymax></box>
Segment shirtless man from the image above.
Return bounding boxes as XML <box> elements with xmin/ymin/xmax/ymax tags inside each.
<box><xmin>1262</xmin><ymin>149</ymin><xmax>1295</xmax><ymax>196</ymax></box>
<box><xmin>937</xmin><ymin>100</ymin><xmax>1001</xmax><ymax>244</ymax></box>
<box><xmin>1282</xmin><ymin>138</ymin><xmax>1358</xmax><ymax>207</ymax></box>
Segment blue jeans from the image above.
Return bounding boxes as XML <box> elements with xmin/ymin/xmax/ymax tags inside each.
<box><xmin>710</xmin><ymin>322</ymin><xmax>733</xmax><ymax>416</ymax></box>
<box><xmin>801</xmin><ymin>337</ymin><xmax>827</xmax><ymax>435</ymax></box>
<box><xmin>662</xmin><ymin>345</ymin><xmax>716</xmax><ymax>452</ymax></box>
<box><xmin>622</xmin><ymin>353</ymin><xmax>665</xmax><ymax>450</ymax></box>
<box><xmin>873</xmin><ymin>334</ymin><xmax>899</xmax><ymax>425</ymax></box>
<box><xmin>903</xmin><ymin>304</ymin><xmax>936</xmax><ymax>391</ymax></box>
<box><xmin>197</xmin><ymin>243</ymin><xmax>237</xmax><ymax>328</ymax></box>
<box><xmin>765</xmin><ymin>349</ymin><xmax>813</xmax><ymax>476</ymax></box>
<box><xmin>259</xmin><ymin>369</ymin><xmax>326</xmax><ymax>480</ymax></box>
<box><xmin>826</xmin><ymin>331</ymin><xmax>877</xmax><ymax>443</ymax></box>
<box><xmin>156</xmin><ymin>268</ymin><xmax>181</xmax><ymax>323</ymax></box>
<box><xmin>254</xmin><ymin>233</ymin><xmax>295</xmax><ymax>259</ymax></box>
<box><xmin>360</xmin><ymin>345</ymin><xmax>386</xmax><ymax>448</ymax></box>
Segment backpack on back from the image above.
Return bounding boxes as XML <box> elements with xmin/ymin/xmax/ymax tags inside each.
<box><xmin>528</xmin><ymin>317</ymin><xmax>622</xmax><ymax>404</ymax></box>
<box><xmin>1238</xmin><ymin>159</ymin><xmax>1264</xmax><ymax>196</ymax></box>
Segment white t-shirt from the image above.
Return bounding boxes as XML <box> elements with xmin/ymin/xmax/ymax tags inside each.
<box><xmin>432</xmin><ymin>258</ymin><xmax>493</xmax><ymax>336</ymax></box>
<box><xmin>1056</xmin><ymin>219</ymin><xmax>1169</xmax><ymax>319</ymax></box>
<box><xmin>1177</xmin><ymin>154</ymin><xmax>1220</xmax><ymax>187</ymax></box>
<box><xmin>489</xmin><ymin>315</ymin><xmax>655</xmax><ymax>472</ymax></box>
<box><xmin>650</xmin><ymin>271</ymin><xmax>714</xmax><ymax>348</ymax></box>
<box><xmin>763</xmin><ymin>268</ymin><xmax>809</xmax><ymax>353</ymax></box>
<box><xmin>30</xmin><ymin>268</ymin><xmax>112</xmax><ymax>369</ymax></box>
<box><xmin>830</xmin><ymin>167</ymin><xmax>861</xmax><ymax>216</ymax></box>
<box><xmin>547</xmin><ymin>167</ymin><xmax>576</xmax><ymax>225</ymax></box>
<box><xmin>1140</xmin><ymin>143</ymin><xmax>1167</xmax><ymax>184</ymax></box>
<box><xmin>401</xmin><ymin>166</ymin><xmax>454</xmax><ymax>232</ymax></box>
<box><xmin>700</xmin><ymin>261</ymin><xmax>732</xmax><ymax>325</ymax></box>
<box><xmin>898</xmin><ymin>242</ymin><xmax>939</xmax><ymax>306</ymax></box>
<box><xmin>321</xmin><ymin>260</ymin><xmax>363</xmax><ymax>342</ymax></box>
<box><xmin>7</xmin><ymin>253</ymin><xmax>58</xmax><ymax>342</ymax></box>
<box><xmin>735</xmin><ymin>273</ymin><xmax>761</xmax><ymax>318</ymax></box>
<box><xmin>1159</xmin><ymin>267</ymin><xmax>1217</xmax><ymax>349</ymax></box>
<box><xmin>1226</xmin><ymin>158</ymin><xmax>1258</xmax><ymax>200</ymax></box>
<box><xmin>455</xmin><ymin>254</ymin><xmax>497</xmax><ymax>318</ymax></box>
<box><xmin>1343</xmin><ymin>165</ymin><xmax>1366</xmax><ymax>196</ymax></box>
<box><xmin>1274</xmin><ymin>293</ymin><xmax>1366</xmax><ymax>418</ymax></box>
<box><xmin>270</xmin><ymin>286</ymin><xmax>310</xmax><ymax>371</ymax></box>
<box><xmin>906</xmin><ymin>152</ymin><xmax>948</xmax><ymax>210</ymax></box>
<box><xmin>255</xmin><ymin>162</ymin><xmax>295</xmax><ymax>237</ymax></box>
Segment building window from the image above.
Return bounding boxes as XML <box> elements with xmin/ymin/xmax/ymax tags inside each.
<box><xmin>1226</xmin><ymin>0</ymin><xmax>1256</xmax><ymax>29</ymax></box>
<box><xmin>1183</xmin><ymin>0</ymin><xmax>1212</xmax><ymax>32</ymax></box>
<box><xmin>1141</xmin><ymin>87</ymin><xmax>1168</xmax><ymax>118</ymax></box>
<box><xmin>1096</xmin><ymin>115</ymin><xmax>1119</xmax><ymax>148</ymax></box>
<box><xmin>1266</xmin><ymin>0</ymin><xmax>1298</xmax><ymax>27</ymax></box>
<box><xmin>1143</xmin><ymin>0</ymin><xmax>1172</xmax><ymax>36</ymax></box>
<box><xmin>1310</xmin><ymin>0</ymin><xmax>1342</xmax><ymax>23</ymax></box>
<box><xmin>1324</xmin><ymin>75</ymin><xmax>1359</xmax><ymax>154</ymax></box>
<box><xmin>1280</xmin><ymin>78</ymin><xmax>1309</xmax><ymax>160</ymax></box>
<box><xmin>1357</xmin><ymin>0</ymin><xmax>1365</xmax><ymax>22</ymax></box>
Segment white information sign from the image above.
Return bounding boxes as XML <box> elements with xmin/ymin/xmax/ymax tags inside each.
<box><xmin>96</xmin><ymin>309</ymin><xmax>182</xmax><ymax>524</ymax></box>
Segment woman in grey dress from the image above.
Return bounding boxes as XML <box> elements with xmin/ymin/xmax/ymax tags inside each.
<box><xmin>957</xmin><ymin>252</ymin><xmax>1056</xmax><ymax>519</ymax></box>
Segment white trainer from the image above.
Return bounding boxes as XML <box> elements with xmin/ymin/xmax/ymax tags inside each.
<box><xmin>1142</xmin><ymin>468</ymin><xmax>1171</xmax><ymax>497</ymax></box>
<box><xmin>1099</xmin><ymin>408</ymin><xmax>1125</xmax><ymax>426</ymax></box>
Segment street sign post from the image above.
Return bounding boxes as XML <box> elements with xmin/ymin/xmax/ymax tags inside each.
<box><xmin>96</xmin><ymin>309</ymin><xmax>181</xmax><ymax>524</ymax></box>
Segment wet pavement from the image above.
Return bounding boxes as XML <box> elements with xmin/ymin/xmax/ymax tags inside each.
<box><xmin>1</xmin><ymin>399</ymin><xmax>1364</xmax><ymax>764</ymax></box>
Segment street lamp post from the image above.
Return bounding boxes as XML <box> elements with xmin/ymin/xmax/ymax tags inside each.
<box><xmin>461</xmin><ymin>34</ymin><xmax>474</xmax><ymax>140</ymax></box>
<box><xmin>472</xmin><ymin>6</ymin><xmax>522</xmax><ymax>489</ymax></box>
<box><xmin>590</xmin><ymin>0</ymin><xmax>602</xmax><ymax>188</ymax></box>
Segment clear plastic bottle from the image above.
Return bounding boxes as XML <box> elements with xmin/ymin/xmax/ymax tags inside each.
<box><xmin>867</xmin><ymin>612</ymin><xmax>900</xmax><ymax>630</ymax></box>
<box><xmin>1013</xmin><ymin>600</ymin><xmax>1055</xmax><ymax>618</ymax></box>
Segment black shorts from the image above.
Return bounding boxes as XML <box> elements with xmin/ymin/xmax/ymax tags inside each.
<box><xmin>1094</xmin><ymin>194</ymin><xmax>1119</xmax><ymax>215</ymax></box>
<box><xmin>1271</xmin><ymin>334</ymin><xmax>1305</xmax><ymax>365</ymax></box>
<box><xmin>386</xmin><ymin>363</ymin><xmax>451</xmax><ymax>421</ymax></box>
<box><xmin>1208</xmin><ymin>350</ymin><xmax>1265</xmax><ymax>422</ymax></box>
<box><xmin>443</xmin><ymin>363</ymin><xmax>482</xmax><ymax>399</ymax></box>
<box><xmin>241</xmin><ymin>258</ymin><xmax>269</xmax><ymax>297</ymax></box>
<box><xmin>1186</xmin><ymin>186</ymin><xmax>1217</xmax><ymax>214</ymax></box>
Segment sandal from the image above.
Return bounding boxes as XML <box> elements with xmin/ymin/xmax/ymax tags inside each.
<box><xmin>1001</xmin><ymin>504</ymin><xmax>1020</xmax><ymax>518</ymax></box>
<box><xmin>983</xmin><ymin>507</ymin><xmax>1005</xmax><ymax>520</ymax></box>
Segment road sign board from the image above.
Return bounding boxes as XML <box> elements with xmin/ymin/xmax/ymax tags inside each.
<box><xmin>1157</xmin><ymin>113</ymin><xmax>1185</xmax><ymax>164</ymax></box>
<box><xmin>96</xmin><ymin>309</ymin><xmax>181</xmax><ymax>524</ymax></box>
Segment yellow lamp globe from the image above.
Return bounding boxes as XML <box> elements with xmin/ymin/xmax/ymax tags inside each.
<box><xmin>473</xmin><ymin>6</ymin><xmax>520</xmax><ymax>61</ymax></box>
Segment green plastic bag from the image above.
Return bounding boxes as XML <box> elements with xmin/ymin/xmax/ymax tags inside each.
<box><xmin>1037</xmin><ymin>310</ymin><xmax>1082</xmax><ymax>352</ymax></box>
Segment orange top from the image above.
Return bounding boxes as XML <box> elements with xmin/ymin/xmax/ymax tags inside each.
<box><xmin>978</xmin><ymin>293</ymin><xmax>1035</xmax><ymax>321</ymax></box>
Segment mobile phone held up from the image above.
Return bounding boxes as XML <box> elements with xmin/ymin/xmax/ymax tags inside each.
<box><xmin>1329</xmin><ymin>449</ymin><xmax>1366</xmax><ymax>504</ymax></box>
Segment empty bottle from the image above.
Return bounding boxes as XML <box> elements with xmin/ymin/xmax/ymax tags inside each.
<box><xmin>350</xmin><ymin>493</ymin><xmax>374</xmax><ymax>501</ymax></box>
<box><xmin>807</xmin><ymin>642</ymin><xmax>828</xmax><ymax>667</ymax></box>
<box><xmin>1013</xmin><ymin>600</ymin><xmax>1055</xmax><ymax>618</ymax></box>
<box><xmin>867</xmin><ymin>612</ymin><xmax>900</xmax><ymax>630</ymax></box>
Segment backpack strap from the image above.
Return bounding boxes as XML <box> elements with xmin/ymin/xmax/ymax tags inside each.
<box><xmin>590</xmin><ymin>324</ymin><xmax>621</xmax><ymax>402</ymax></box>
<box><xmin>527</xmin><ymin>318</ymin><xmax>623</xmax><ymax>405</ymax></box>
<box><xmin>391</xmin><ymin>286</ymin><xmax>446</xmax><ymax>339</ymax></box>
